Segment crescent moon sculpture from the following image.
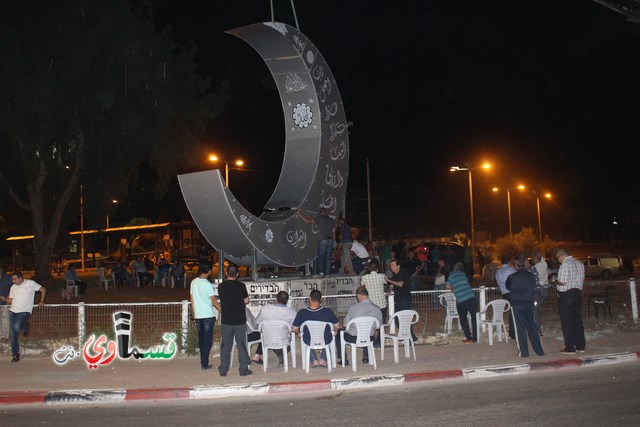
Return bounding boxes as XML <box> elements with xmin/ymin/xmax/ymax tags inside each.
<box><xmin>178</xmin><ymin>22</ymin><xmax>349</xmax><ymax>268</ymax></box>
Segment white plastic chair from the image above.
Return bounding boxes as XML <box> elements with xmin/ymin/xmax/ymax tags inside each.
<box><xmin>300</xmin><ymin>320</ymin><xmax>334</xmax><ymax>373</ymax></box>
<box><xmin>439</xmin><ymin>292</ymin><xmax>462</xmax><ymax>334</ymax></box>
<box><xmin>476</xmin><ymin>299</ymin><xmax>511</xmax><ymax>345</ymax></box>
<box><xmin>64</xmin><ymin>279</ymin><xmax>78</xmax><ymax>299</ymax></box>
<box><xmin>96</xmin><ymin>267</ymin><xmax>115</xmax><ymax>291</ymax></box>
<box><xmin>380</xmin><ymin>310</ymin><xmax>419</xmax><ymax>363</ymax></box>
<box><xmin>171</xmin><ymin>273</ymin><xmax>187</xmax><ymax>289</ymax></box>
<box><xmin>259</xmin><ymin>320</ymin><xmax>296</xmax><ymax>372</ymax></box>
<box><xmin>340</xmin><ymin>316</ymin><xmax>380</xmax><ymax>372</ymax></box>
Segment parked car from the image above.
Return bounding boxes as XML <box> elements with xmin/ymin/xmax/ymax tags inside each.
<box><xmin>579</xmin><ymin>255</ymin><xmax>623</xmax><ymax>279</ymax></box>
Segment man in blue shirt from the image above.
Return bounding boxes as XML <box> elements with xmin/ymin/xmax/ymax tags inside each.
<box><xmin>292</xmin><ymin>290</ymin><xmax>339</xmax><ymax>368</ymax></box>
<box><xmin>446</xmin><ymin>262</ymin><xmax>477</xmax><ymax>343</ymax></box>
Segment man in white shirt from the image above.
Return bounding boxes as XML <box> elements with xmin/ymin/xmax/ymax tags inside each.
<box><xmin>250</xmin><ymin>291</ymin><xmax>297</xmax><ymax>367</ymax></box>
<box><xmin>350</xmin><ymin>240</ymin><xmax>370</xmax><ymax>275</ymax></box>
<box><xmin>6</xmin><ymin>271</ymin><xmax>46</xmax><ymax>362</ymax></box>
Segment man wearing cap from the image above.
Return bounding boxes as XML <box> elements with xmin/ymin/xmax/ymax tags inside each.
<box><xmin>6</xmin><ymin>271</ymin><xmax>46</xmax><ymax>362</ymax></box>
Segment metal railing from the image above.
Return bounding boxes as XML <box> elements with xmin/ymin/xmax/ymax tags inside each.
<box><xmin>5</xmin><ymin>279</ymin><xmax>638</xmax><ymax>355</ymax></box>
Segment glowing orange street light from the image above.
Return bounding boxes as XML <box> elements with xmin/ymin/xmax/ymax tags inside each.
<box><xmin>209</xmin><ymin>154</ymin><xmax>244</xmax><ymax>187</ymax></box>
<box><xmin>450</xmin><ymin>162</ymin><xmax>492</xmax><ymax>264</ymax></box>
<box><xmin>492</xmin><ymin>184</ymin><xmax>525</xmax><ymax>237</ymax></box>
<box><xmin>535</xmin><ymin>192</ymin><xmax>552</xmax><ymax>242</ymax></box>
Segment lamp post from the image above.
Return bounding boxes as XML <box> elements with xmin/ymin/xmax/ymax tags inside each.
<box><xmin>492</xmin><ymin>184</ymin><xmax>525</xmax><ymax>237</ymax></box>
<box><xmin>450</xmin><ymin>162</ymin><xmax>491</xmax><ymax>269</ymax></box>
<box><xmin>533</xmin><ymin>191</ymin><xmax>552</xmax><ymax>242</ymax></box>
<box><xmin>208</xmin><ymin>154</ymin><xmax>244</xmax><ymax>187</ymax></box>
<box><xmin>80</xmin><ymin>184</ymin><xmax>85</xmax><ymax>272</ymax></box>
<box><xmin>105</xmin><ymin>199</ymin><xmax>118</xmax><ymax>259</ymax></box>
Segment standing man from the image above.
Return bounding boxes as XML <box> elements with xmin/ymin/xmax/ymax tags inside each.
<box><xmin>385</xmin><ymin>259</ymin><xmax>420</xmax><ymax>343</ymax></box>
<box><xmin>216</xmin><ymin>265</ymin><xmax>252</xmax><ymax>377</ymax></box>
<box><xmin>350</xmin><ymin>239</ymin><xmax>370</xmax><ymax>275</ymax></box>
<box><xmin>189</xmin><ymin>261</ymin><xmax>218</xmax><ymax>371</ymax></box>
<box><xmin>360</xmin><ymin>260</ymin><xmax>388</xmax><ymax>324</ymax></box>
<box><xmin>555</xmin><ymin>248</ymin><xmax>586</xmax><ymax>355</ymax></box>
<box><xmin>338</xmin><ymin>217</ymin><xmax>354</xmax><ymax>275</ymax></box>
<box><xmin>506</xmin><ymin>253</ymin><xmax>545</xmax><ymax>357</ymax></box>
<box><xmin>446</xmin><ymin>262</ymin><xmax>477</xmax><ymax>343</ymax></box>
<box><xmin>6</xmin><ymin>271</ymin><xmax>46</xmax><ymax>362</ymax></box>
<box><xmin>298</xmin><ymin>207</ymin><xmax>336</xmax><ymax>277</ymax></box>
<box><xmin>0</xmin><ymin>267</ymin><xmax>13</xmax><ymax>342</ymax></box>
<box><xmin>335</xmin><ymin>286</ymin><xmax>383</xmax><ymax>366</ymax></box>
<box><xmin>495</xmin><ymin>256</ymin><xmax>516</xmax><ymax>339</ymax></box>
<box><xmin>532</xmin><ymin>250</ymin><xmax>549</xmax><ymax>336</ymax></box>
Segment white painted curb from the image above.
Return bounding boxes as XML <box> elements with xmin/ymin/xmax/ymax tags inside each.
<box><xmin>580</xmin><ymin>352</ymin><xmax>639</xmax><ymax>366</ymax></box>
<box><xmin>462</xmin><ymin>364</ymin><xmax>531</xmax><ymax>379</ymax></box>
<box><xmin>190</xmin><ymin>383</ymin><xmax>268</xmax><ymax>399</ymax></box>
<box><xmin>332</xmin><ymin>374</ymin><xmax>405</xmax><ymax>391</ymax></box>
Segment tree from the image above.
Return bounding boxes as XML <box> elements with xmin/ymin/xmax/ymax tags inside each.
<box><xmin>0</xmin><ymin>1</ymin><xmax>228</xmax><ymax>282</ymax></box>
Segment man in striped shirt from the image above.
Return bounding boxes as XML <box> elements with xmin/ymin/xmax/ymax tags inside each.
<box><xmin>446</xmin><ymin>262</ymin><xmax>477</xmax><ymax>343</ymax></box>
<box><xmin>555</xmin><ymin>248</ymin><xmax>586</xmax><ymax>354</ymax></box>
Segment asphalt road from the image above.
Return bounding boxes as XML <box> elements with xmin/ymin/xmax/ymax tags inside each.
<box><xmin>3</xmin><ymin>362</ymin><xmax>639</xmax><ymax>426</ymax></box>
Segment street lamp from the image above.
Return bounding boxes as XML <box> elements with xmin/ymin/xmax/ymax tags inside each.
<box><xmin>449</xmin><ymin>162</ymin><xmax>491</xmax><ymax>270</ymax></box>
<box><xmin>533</xmin><ymin>191</ymin><xmax>552</xmax><ymax>242</ymax></box>
<box><xmin>208</xmin><ymin>154</ymin><xmax>244</xmax><ymax>187</ymax></box>
<box><xmin>492</xmin><ymin>184</ymin><xmax>525</xmax><ymax>237</ymax></box>
<box><xmin>106</xmin><ymin>199</ymin><xmax>118</xmax><ymax>259</ymax></box>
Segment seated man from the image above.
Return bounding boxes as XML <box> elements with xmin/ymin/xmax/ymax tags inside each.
<box><xmin>132</xmin><ymin>256</ymin><xmax>153</xmax><ymax>287</ymax></box>
<box><xmin>64</xmin><ymin>264</ymin><xmax>88</xmax><ymax>298</ymax></box>
<box><xmin>350</xmin><ymin>239</ymin><xmax>370</xmax><ymax>275</ymax></box>
<box><xmin>154</xmin><ymin>257</ymin><xmax>171</xmax><ymax>287</ymax></box>
<box><xmin>113</xmin><ymin>262</ymin><xmax>133</xmax><ymax>288</ymax></box>
<box><xmin>335</xmin><ymin>286</ymin><xmax>383</xmax><ymax>365</ymax></box>
<box><xmin>292</xmin><ymin>290</ymin><xmax>339</xmax><ymax>368</ymax></box>
<box><xmin>170</xmin><ymin>259</ymin><xmax>186</xmax><ymax>289</ymax></box>
<box><xmin>249</xmin><ymin>291</ymin><xmax>296</xmax><ymax>366</ymax></box>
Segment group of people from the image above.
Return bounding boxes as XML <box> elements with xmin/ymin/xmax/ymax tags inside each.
<box><xmin>447</xmin><ymin>247</ymin><xmax>585</xmax><ymax>358</ymax></box>
<box><xmin>298</xmin><ymin>208</ymin><xmax>373</xmax><ymax>277</ymax></box>
<box><xmin>112</xmin><ymin>254</ymin><xmax>186</xmax><ymax>289</ymax></box>
<box><xmin>190</xmin><ymin>258</ymin><xmax>399</xmax><ymax>375</ymax></box>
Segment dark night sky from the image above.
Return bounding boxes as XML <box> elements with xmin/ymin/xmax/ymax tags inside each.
<box><xmin>144</xmin><ymin>0</ymin><xmax>640</xmax><ymax>241</ymax></box>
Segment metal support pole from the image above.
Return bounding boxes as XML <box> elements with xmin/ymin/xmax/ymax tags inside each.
<box><xmin>630</xmin><ymin>278</ymin><xmax>638</xmax><ymax>322</ymax></box>
<box><xmin>181</xmin><ymin>299</ymin><xmax>190</xmax><ymax>353</ymax></box>
<box><xmin>251</xmin><ymin>248</ymin><xmax>258</xmax><ymax>282</ymax></box>
<box><xmin>366</xmin><ymin>157</ymin><xmax>373</xmax><ymax>242</ymax></box>
<box><xmin>479</xmin><ymin>286</ymin><xmax>487</xmax><ymax>333</ymax></box>
<box><xmin>468</xmin><ymin>170</ymin><xmax>475</xmax><ymax>269</ymax></box>
<box><xmin>217</xmin><ymin>249</ymin><xmax>225</xmax><ymax>282</ymax></box>
<box><xmin>536</xmin><ymin>196</ymin><xmax>543</xmax><ymax>242</ymax></box>
<box><xmin>80</xmin><ymin>184</ymin><xmax>85</xmax><ymax>272</ymax></box>
<box><xmin>78</xmin><ymin>302</ymin><xmax>86</xmax><ymax>346</ymax></box>
<box><xmin>507</xmin><ymin>190</ymin><xmax>513</xmax><ymax>237</ymax></box>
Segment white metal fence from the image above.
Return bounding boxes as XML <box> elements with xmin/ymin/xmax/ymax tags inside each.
<box><xmin>8</xmin><ymin>279</ymin><xmax>638</xmax><ymax>355</ymax></box>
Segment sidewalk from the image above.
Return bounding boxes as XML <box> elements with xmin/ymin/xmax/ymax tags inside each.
<box><xmin>1</xmin><ymin>328</ymin><xmax>639</xmax><ymax>405</ymax></box>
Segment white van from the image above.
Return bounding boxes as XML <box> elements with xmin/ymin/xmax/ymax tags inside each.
<box><xmin>579</xmin><ymin>255</ymin><xmax>623</xmax><ymax>279</ymax></box>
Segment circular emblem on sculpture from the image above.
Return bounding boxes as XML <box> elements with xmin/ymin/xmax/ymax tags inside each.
<box><xmin>292</xmin><ymin>103</ymin><xmax>313</xmax><ymax>128</ymax></box>
<box><xmin>265</xmin><ymin>228</ymin><xmax>274</xmax><ymax>243</ymax></box>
